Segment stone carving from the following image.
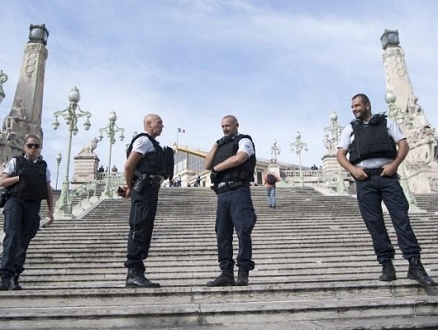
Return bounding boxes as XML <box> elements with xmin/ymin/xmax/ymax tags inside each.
<box><xmin>407</xmin><ymin>96</ymin><xmax>431</xmax><ymax>128</ymax></box>
<box><xmin>78</xmin><ymin>137</ymin><xmax>99</xmax><ymax>155</ymax></box>
<box><xmin>271</xmin><ymin>140</ymin><xmax>281</xmax><ymax>161</ymax></box>
<box><xmin>401</xmin><ymin>96</ymin><xmax>438</xmax><ymax>165</ymax></box>
<box><xmin>323</xmin><ymin>134</ymin><xmax>336</xmax><ymax>156</ymax></box>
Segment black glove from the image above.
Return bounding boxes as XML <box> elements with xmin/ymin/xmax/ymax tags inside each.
<box><xmin>210</xmin><ymin>170</ymin><xmax>219</xmax><ymax>184</ymax></box>
<box><xmin>117</xmin><ymin>186</ymin><xmax>127</xmax><ymax>197</ymax></box>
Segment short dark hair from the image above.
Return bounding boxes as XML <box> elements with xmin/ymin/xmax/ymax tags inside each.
<box><xmin>24</xmin><ymin>134</ymin><xmax>41</xmax><ymax>143</ymax></box>
<box><xmin>352</xmin><ymin>93</ymin><xmax>371</xmax><ymax>106</ymax></box>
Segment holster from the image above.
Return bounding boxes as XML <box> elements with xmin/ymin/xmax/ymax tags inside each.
<box><xmin>211</xmin><ymin>184</ymin><xmax>219</xmax><ymax>195</ymax></box>
<box><xmin>133</xmin><ymin>171</ymin><xmax>163</xmax><ymax>192</ymax></box>
<box><xmin>149</xmin><ymin>176</ymin><xmax>163</xmax><ymax>188</ymax></box>
<box><xmin>0</xmin><ymin>189</ymin><xmax>11</xmax><ymax>208</ymax></box>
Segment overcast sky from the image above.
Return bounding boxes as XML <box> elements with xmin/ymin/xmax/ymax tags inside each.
<box><xmin>1</xmin><ymin>0</ymin><xmax>437</xmax><ymax>183</ymax></box>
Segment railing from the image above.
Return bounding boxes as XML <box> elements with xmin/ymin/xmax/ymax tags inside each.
<box><xmin>279</xmin><ymin>169</ymin><xmax>353</xmax><ymax>189</ymax></box>
<box><xmin>96</xmin><ymin>171</ymin><xmax>122</xmax><ymax>180</ymax></box>
<box><xmin>281</xmin><ymin>169</ymin><xmax>324</xmax><ymax>178</ymax></box>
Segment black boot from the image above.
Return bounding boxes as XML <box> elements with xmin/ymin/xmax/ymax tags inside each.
<box><xmin>206</xmin><ymin>270</ymin><xmax>235</xmax><ymax>287</ymax></box>
<box><xmin>125</xmin><ymin>268</ymin><xmax>160</xmax><ymax>288</ymax></box>
<box><xmin>407</xmin><ymin>257</ymin><xmax>435</xmax><ymax>287</ymax></box>
<box><xmin>0</xmin><ymin>277</ymin><xmax>11</xmax><ymax>290</ymax></box>
<box><xmin>379</xmin><ymin>260</ymin><xmax>396</xmax><ymax>281</ymax></box>
<box><xmin>236</xmin><ymin>269</ymin><xmax>249</xmax><ymax>286</ymax></box>
<box><xmin>12</xmin><ymin>274</ymin><xmax>22</xmax><ymax>290</ymax></box>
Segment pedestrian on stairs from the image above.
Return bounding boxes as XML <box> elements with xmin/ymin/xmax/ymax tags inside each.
<box><xmin>337</xmin><ymin>93</ymin><xmax>435</xmax><ymax>288</ymax></box>
<box><xmin>264</xmin><ymin>172</ymin><xmax>280</xmax><ymax>208</ymax></box>
<box><xmin>0</xmin><ymin>134</ymin><xmax>54</xmax><ymax>290</ymax></box>
<box><xmin>205</xmin><ymin>115</ymin><xmax>257</xmax><ymax>287</ymax></box>
<box><xmin>121</xmin><ymin>114</ymin><xmax>173</xmax><ymax>288</ymax></box>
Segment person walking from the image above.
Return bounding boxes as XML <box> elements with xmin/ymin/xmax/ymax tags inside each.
<box><xmin>205</xmin><ymin>115</ymin><xmax>257</xmax><ymax>286</ymax></box>
<box><xmin>0</xmin><ymin>134</ymin><xmax>54</xmax><ymax>290</ymax></box>
<box><xmin>336</xmin><ymin>93</ymin><xmax>435</xmax><ymax>287</ymax></box>
<box><xmin>121</xmin><ymin>114</ymin><xmax>173</xmax><ymax>288</ymax></box>
<box><xmin>264</xmin><ymin>172</ymin><xmax>280</xmax><ymax>208</ymax></box>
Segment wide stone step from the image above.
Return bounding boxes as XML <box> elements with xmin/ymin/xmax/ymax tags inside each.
<box><xmin>0</xmin><ymin>282</ymin><xmax>434</xmax><ymax>307</ymax></box>
<box><xmin>2</xmin><ymin>187</ymin><xmax>438</xmax><ymax>329</ymax></box>
<box><xmin>1</xmin><ymin>294</ymin><xmax>438</xmax><ymax>329</ymax></box>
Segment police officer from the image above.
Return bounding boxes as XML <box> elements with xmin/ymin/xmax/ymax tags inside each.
<box><xmin>0</xmin><ymin>134</ymin><xmax>54</xmax><ymax>290</ymax></box>
<box><xmin>122</xmin><ymin>114</ymin><xmax>172</xmax><ymax>288</ymax></box>
<box><xmin>205</xmin><ymin>115</ymin><xmax>257</xmax><ymax>286</ymax></box>
<box><xmin>337</xmin><ymin>93</ymin><xmax>434</xmax><ymax>287</ymax></box>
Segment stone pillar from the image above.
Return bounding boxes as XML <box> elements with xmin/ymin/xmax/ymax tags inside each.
<box><xmin>71</xmin><ymin>137</ymin><xmax>100</xmax><ymax>188</ymax></box>
<box><xmin>267</xmin><ymin>163</ymin><xmax>280</xmax><ymax>177</ymax></box>
<box><xmin>381</xmin><ymin>29</ymin><xmax>438</xmax><ymax>193</ymax></box>
<box><xmin>321</xmin><ymin>155</ymin><xmax>339</xmax><ymax>175</ymax></box>
<box><xmin>381</xmin><ymin>29</ymin><xmax>414</xmax><ymax>111</ymax></box>
<box><xmin>0</xmin><ymin>24</ymin><xmax>49</xmax><ymax>164</ymax></box>
<box><xmin>72</xmin><ymin>153</ymin><xmax>100</xmax><ymax>188</ymax></box>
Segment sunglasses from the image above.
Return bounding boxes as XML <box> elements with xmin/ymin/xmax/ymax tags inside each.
<box><xmin>26</xmin><ymin>143</ymin><xmax>40</xmax><ymax>149</ymax></box>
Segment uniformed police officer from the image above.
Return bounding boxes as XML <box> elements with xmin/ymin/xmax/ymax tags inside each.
<box><xmin>205</xmin><ymin>115</ymin><xmax>257</xmax><ymax>286</ymax></box>
<box><xmin>0</xmin><ymin>134</ymin><xmax>54</xmax><ymax>290</ymax></box>
<box><xmin>337</xmin><ymin>93</ymin><xmax>435</xmax><ymax>287</ymax></box>
<box><xmin>122</xmin><ymin>114</ymin><xmax>170</xmax><ymax>288</ymax></box>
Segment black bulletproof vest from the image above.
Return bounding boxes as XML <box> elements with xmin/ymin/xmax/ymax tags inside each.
<box><xmin>126</xmin><ymin>133</ymin><xmax>174</xmax><ymax>180</ymax></box>
<box><xmin>348</xmin><ymin>114</ymin><xmax>397</xmax><ymax>165</ymax></box>
<box><xmin>10</xmin><ymin>155</ymin><xmax>48</xmax><ymax>201</ymax></box>
<box><xmin>211</xmin><ymin>134</ymin><xmax>256</xmax><ymax>182</ymax></box>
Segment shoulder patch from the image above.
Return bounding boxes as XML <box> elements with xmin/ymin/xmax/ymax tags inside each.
<box><xmin>134</xmin><ymin>139</ymin><xmax>144</xmax><ymax>148</ymax></box>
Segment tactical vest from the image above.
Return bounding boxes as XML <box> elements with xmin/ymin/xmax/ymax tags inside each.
<box><xmin>211</xmin><ymin>134</ymin><xmax>256</xmax><ymax>182</ymax></box>
<box><xmin>348</xmin><ymin>114</ymin><xmax>397</xmax><ymax>165</ymax></box>
<box><xmin>10</xmin><ymin>155</ymin><xmax>48</xmax><ymax>201</ymax></box>
<box><xmin>126</xmin><ymin>133</ymin><xmax>174</xmax><ymax>180</ymax></box>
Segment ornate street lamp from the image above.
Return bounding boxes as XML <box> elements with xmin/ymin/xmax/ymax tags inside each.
<box><xmin>98</xmin><ymin>111</ymin><xmax>125</xmax><ymax>197</ymax></box>
<box><xmin>55</xmin><ymin>153</ymin><xmax>62</xmax><ymax>190</ymax></box>
<box><xmin>290</xmin><ymin>131</ymin><xmax>308</xmax><ymax>187</ymax></box>
<box><xmin>385</xmin><ymin>90</ymin><xmax>416</xmax><ymax>206</ymax></box>
<box><xmin>324</xmin><ymin>112</ymin><xmax>348</xmax><ymax>194</ymax></box>
<box><xmin>52</xmin><ymin>87</ymin><xmax>92</xmax><ymax>215</ymax></box>
<box><xmin>0</xmin><ymin>70</ymin><xmax>8</xmax><ymax>104</ymax></box>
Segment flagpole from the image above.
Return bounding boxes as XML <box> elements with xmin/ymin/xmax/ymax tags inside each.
<box><xmin>176</xmin><ymin>128</ymin><xmax>179</xmax><ymax>150</ymax></box>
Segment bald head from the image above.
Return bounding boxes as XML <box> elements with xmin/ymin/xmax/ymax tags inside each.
<box><xmin>143</xmin><ymin>114</ymin><xmax>163</xmax><ymax>138</ymax></box>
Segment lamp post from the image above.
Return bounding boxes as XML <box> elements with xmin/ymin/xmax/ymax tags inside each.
<box><xmin>290</xmin><ymin>131</ymin><xmax>308</xmax><ymax>187</ymax></box>
<box><xmin>0</xmin><ymin>70</ymin><xmax>8</xmax><ymax>104</ymax></box>
<box><xmin>98</xmin><ymin>111</ymin><xmax>125</xmax><ymax>198</ymax></box>
<box><xmin>385</xmin><ymin>90</ymin><xmax>416</xmax><ymax>206</ymax></box>
<box><xmin>55</xmin><ymin>153</ymin><xmax>62</xmax><ymax>190</ymax></box>
<box><xmin>324</xmin><ymin>112</ymin><xmax>348</xmax><ymax>194</ymax></box>
<box><xmin>52</xmin><ymin>87</ymin><xmax>91</xmax><ymax>215</ymax></box>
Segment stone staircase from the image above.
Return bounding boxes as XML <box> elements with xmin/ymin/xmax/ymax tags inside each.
<box><xmin>1</xmin><ymin>187</ymin><xmax>438</xmax><ymax>329</ymax></box>
<box><xmin>414</xmin><ymin>193</ymin><xmax>438</xmax><ymax>213</ymax></box>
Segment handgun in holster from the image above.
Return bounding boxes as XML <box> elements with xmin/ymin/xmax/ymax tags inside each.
<box><xmin>133</xmin><ymin>171</ymin><xmax>148</xmax><ymax>193</ymax></box>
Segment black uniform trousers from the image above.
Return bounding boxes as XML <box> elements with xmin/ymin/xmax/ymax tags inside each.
<box><xmin>355</xmin><ymin>172</ymin><xmax>421</xmax><ymax>263</ymax></box>
<box><xmin>1</xmin><ymin>197</ymin><xmax>41</xmax><ymax>278</ymax></box>
<box><xmin>124</xmin><ymin>184</ymin><xmax>159</xmax><ymax>272</ymax></box>
<box><xmin>215</xmin><ymin>186</ymin><xmax>257</xmax><ymax>272</ymax></box>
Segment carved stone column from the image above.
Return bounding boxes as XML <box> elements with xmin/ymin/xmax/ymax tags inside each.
<box><xmin>382</xmin><ymin>30</ymin><xmax>438</xmax><ymax>193</ymax></box>
<box><xmin>0</xmin><ymin>24</ymin><xmax>49</xmax><ymax>164</ymax></box>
